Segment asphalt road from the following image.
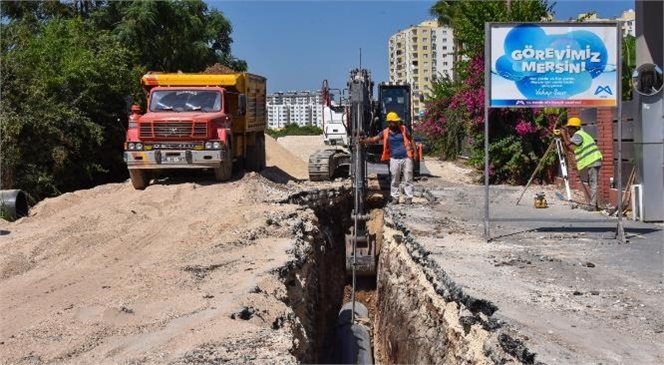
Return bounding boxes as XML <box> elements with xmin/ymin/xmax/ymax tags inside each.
<box><xmin>393</xmin><ymin>159</ymin><xmax>664</xmax><ymax>364</ymax></box>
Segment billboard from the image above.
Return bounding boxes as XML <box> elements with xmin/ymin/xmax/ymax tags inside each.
<box><xmin>489</xmin><ymin>23</ymin><xmax>619</xmax><ymax>108</ymax></box>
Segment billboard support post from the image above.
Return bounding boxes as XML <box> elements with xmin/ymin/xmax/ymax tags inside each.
<box><xmin>484</xmin><ymin>23</ymin><xmax>491</xmax><ymax>242</ymax></box>
<box><xmin>615</xmin><ymin>22</ymin><xmax>625</xmax><ymax>243</ymax></box>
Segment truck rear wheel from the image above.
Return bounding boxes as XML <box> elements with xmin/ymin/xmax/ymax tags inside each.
<box><xmin>214</xmin><ymin>148</ymin><xmax>233</xmax><ymax>181</ymax></box>
<box><xmin>129</xmin><ymin>170</ymin><xmax>148</xmax><ymax>190</ymax></box>
<box><xmin>245</xmin><ymin>134</ymin><xmax>263</xmax><ymax>172</ymax></box>
<box><xmin>257</xmin><ymin>133</ymin><xmax>266</xmax><ymax>171</ymax></box>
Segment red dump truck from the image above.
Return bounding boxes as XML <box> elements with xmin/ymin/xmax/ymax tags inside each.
<box><xmin>124</xmin><ymin>72</ymin><xmax>267</xmax><ymax>189</ymax></box>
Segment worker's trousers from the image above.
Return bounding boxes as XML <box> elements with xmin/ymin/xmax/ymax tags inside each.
<box><xmin>389</xmin><ymin>157</ymin><xmax>413</xmax><ymax>201</ymax></box>
<box><xmin>587</xmin><ymin>165</ymin><xmax>600</xmax><ymax>209</ymax></box>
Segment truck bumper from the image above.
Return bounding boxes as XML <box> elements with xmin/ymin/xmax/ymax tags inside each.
<box><xmin>124</xmin><ymin>149</ymin><xmax>223</xmax><ymax>170</ymax></box>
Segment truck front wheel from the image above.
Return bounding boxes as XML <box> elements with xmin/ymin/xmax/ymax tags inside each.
<box><xmin>214</xmin><ymin>148</ymin><xmax>233</xmax><ymax>181</ymax></box>
<box><xmin>129</xmin><ymin>170</ymin><xmax>148</xmax><ymax>190</ymax></box>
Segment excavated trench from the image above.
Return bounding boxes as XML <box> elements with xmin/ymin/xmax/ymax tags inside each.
<box><xmin>279</xmin><ymin>187</ymin><xmax>538</xmax><ymax>364</ymax></box>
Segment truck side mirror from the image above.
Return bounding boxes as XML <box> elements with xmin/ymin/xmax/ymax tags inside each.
<box><xmin>632</xmin><ymin>63</ymin><xmax>664</xmax><ymax>96</ymax></box>
<box><xmin>238</xmin><ymin>94</ymin><xmax>247</xmax><ymax>116</ymax></box>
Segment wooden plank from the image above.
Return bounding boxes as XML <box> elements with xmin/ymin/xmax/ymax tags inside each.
<box><xmin>612</xmin><ymin>160</ymin><xmax>637</xmax><ymax>187</ymax></box>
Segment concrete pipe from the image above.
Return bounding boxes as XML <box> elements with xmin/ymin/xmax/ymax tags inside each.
<box><xmin>0</xmin><ymin>189</ymin><xmax>29</xmax><ymax>221</ymax></box>
<box><xmin>335</xmin><ymin>302</ymin><xmax>374</xmax><ymax>364</ymax></box>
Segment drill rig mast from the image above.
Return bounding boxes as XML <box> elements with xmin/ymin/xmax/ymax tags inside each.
<box><xmin>344</xmin><ymin>68</ymin><xmax>376</xmax><ymax>276</ymax></box>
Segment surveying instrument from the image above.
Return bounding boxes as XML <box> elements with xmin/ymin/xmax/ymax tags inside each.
<box><xmin>516</xmin><ymin>129</ymin><xmax>576</xmax><ymax>205</ymax></box>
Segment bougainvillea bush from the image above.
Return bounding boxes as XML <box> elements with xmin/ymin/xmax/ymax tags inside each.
<box><xmin>417</xmin><ymin>55</ymin><xmax>564</xmax><ymax>184</ymax></box>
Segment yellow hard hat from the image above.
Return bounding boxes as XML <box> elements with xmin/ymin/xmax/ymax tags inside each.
<box><xmin>566</xmin><ymin>117</ymin><xmax>582</xmax><ymax>127</ymax></box>
<box><xmin>386</xmin><ymin>112</ymin><xmax>401</xmax><ymax>123</ymax></box>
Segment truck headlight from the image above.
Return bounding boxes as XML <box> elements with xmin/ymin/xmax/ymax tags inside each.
<box><xmin>205</xmin><ymin>142</ymin><xmax>212</xmax><ymax>149</ymax></box>
<box><xmin>136</xmin><ymin>143</ymin><xmax>143</xmax><ymax>150</ymax></box>
<box><xmin>212</xmin><ymin>141</ymin><xmax>221</xmax><ymax>149</ymax></box>
<box><xmin>128</xmin><ymin>142</ymin><xmax>136</xmax><ymax>150</ymax></box>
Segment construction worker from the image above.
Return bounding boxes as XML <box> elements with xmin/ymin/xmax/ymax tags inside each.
<box><xmin>359</xmin><ymin>111</ymin><xmax>415</xmax><ymax>205</ymax></box>
<box><xmin>561</xmin><ymin>117</ymin><xmax>604</xmax><ymax>211</ymax></box>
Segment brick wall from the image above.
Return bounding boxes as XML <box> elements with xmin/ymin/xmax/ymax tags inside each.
<box><xmin>596</xmin><ymin>108</ymin><xmax>615</xmax><ymax>206</ymax></box>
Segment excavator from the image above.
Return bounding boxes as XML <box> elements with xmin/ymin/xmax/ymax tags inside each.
<box><xmin>308</xmin><ymin>68</ymin><xmax>420</xmax><ymax>278</ymax></box>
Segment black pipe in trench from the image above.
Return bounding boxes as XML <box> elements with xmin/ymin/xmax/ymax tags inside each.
<box><xmin>335</xmin><ymin>301</ymin><xmax>373</xmax><ymax>364</ymax></box>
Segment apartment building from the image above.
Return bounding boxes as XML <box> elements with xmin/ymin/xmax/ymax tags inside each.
<box><xmin>388</xmin><ymin>19</ymin><xmax>455</xmax><ymax>118</ymax></box>
<box><xmin>266</xmin><ymin>91</ymin><xmax>323</xmax><ymax>129</ymax></box>
<box><xmin>577</xmin><ymin>9</ymin><xmax>636</xmax><ymax>37</ymax></box>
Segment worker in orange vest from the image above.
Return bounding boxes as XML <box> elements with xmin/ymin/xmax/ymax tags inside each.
<box><xmin>360</xmin><ymin>112</ymin><xmax>415</xmax><ymax>205</ymax></box>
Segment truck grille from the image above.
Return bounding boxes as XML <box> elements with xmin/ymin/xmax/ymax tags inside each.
<box><xmin>140</xmin><ymin>120</ymin><xmax>208</xmax><ymax>138</ymax></box>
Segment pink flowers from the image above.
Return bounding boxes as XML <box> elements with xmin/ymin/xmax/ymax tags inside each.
<box><xmin>416</xmin><ymin>55</ymin><xmax>487</xmax><ymax>138</ymax></box>
<box><xmin>515</xmin><ymin>120</ymin><xmax>537</xmax><ymax>136</ymax></box>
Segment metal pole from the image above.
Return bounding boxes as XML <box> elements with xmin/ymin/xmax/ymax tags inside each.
<box><xmin>351</xmin><ymin>103</ymin><xmax>360</xmax><ymax>324</ymax></box>
<box><xmin>484</xmin><ymin>23</ymin><xmax>491</xmax><ymax>242</ymax></box>
<box><xmin>616</xmin><ymin>23</ymin><xmax>626</xmax><ymax>243</ymax></box>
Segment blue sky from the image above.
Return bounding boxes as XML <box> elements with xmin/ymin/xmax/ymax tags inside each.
<box><xmin>208</xmin><ymin>0</ymin><xmax>635</xmax><ymax>93</ymax></box>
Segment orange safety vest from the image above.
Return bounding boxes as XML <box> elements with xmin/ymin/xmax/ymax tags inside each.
<box><xmin>381</xmin><ymin>125</ymin><xmax>414</xmax><ymax>161</ymax></box>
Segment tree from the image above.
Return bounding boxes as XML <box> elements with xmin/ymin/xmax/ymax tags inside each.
<box><xmin>0</xmin><ymin>1</ymin><xmax>76</xmax><ymax>22</ymax></box>
<box><xmin>91</xmin><ymin>0</ymin><xmax>246</xmax><ymax>72</ymax></box>
<box><xmin>1</xmin><ymin>17</ymin><xmax>135</xmax><ymax>199</ymax></box>
<box><xmin>622</xmin><ymin>35</ymin><xmax>636</xmax><ymax>100</ymax></box>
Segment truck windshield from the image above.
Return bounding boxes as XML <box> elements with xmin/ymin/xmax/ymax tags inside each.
<box><xmin>150</xmin><ymin>90</ymin><xmax>222</xmax><ymax>112</ymax></box>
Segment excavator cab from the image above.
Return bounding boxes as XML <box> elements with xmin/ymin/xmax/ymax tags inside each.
<box><xmin>378</xmin><ymin>85</ymin><xmax>412</xmax><ymax>129</ymax></box>
<box><xmin>365</xmin><ymin>84</ymin><xmax>412</xmax><ymax>163</ymax></box>
<box><xmin>367</xmin><ymin>83</ymin><xmax>421</xmax><ymax>176</ymax></box>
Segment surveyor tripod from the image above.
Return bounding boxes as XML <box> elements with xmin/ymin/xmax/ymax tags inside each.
<box><xmin>516</xmin><ymin>133</ymin><xmax>590</xmax><ymax>205</ymax></box>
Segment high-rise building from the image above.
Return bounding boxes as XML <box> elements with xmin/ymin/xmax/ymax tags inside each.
<box><xmin>576</xmin><ymin>9</ymin><xmax>636</xmax><ymax>37</ymax></box>
<box><xmin>619</xmin><ymin>9</ymin><xmax>636</xmax><ymax>37</ymax></box>
<box><xmin>388</xmin><ymin>20</ymin><xmax>455</xmax><ymax>118</ymax></box>
<box><xmin>266</xmin><ymin>91</ymin><xmax>323</xmax><ymax>129</ymax></box>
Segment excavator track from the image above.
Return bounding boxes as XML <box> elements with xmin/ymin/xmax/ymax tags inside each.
<box><xmin>308</xmin><ymin>148</ymin><xmax>349</xmax><ymax>181</ymax></box>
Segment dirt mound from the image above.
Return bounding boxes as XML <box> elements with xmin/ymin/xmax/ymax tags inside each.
<box><xmin>202</xmin><ymin>63</ymin><xmax>237</xmax><ymax>74</ymax></box>
<box><xmin>274</xmin><ymin>135</ymin><xmax>326</xmax><ymax>165</ymax></box>
<box><xmin>264</xmin><ymin>134</ymin><xmax>309</xmax><ymax>181</ymax></box>
<box><xmin>0</xmin><ymin>165</ymin><xmax>310</xmax><ymax>364</ymax></box>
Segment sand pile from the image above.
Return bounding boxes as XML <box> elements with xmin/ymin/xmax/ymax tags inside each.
<box><xmin>264</xmin><ymin>135</ymin><xmax>308</xmax><ymax>181</ymax></box>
